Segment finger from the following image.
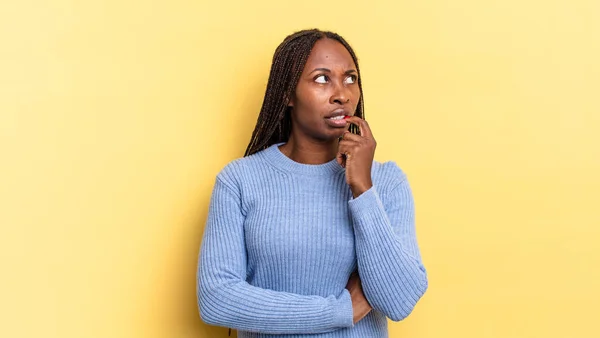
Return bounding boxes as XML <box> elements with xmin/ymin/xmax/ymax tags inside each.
<box><xmin>336</xmin><ymin>151</ymin><xmax>345</xmax><ymax>168</ymax></box>
<box><xmin>346</xmin><ymin>273</ymin><xmax>357</xmax><ymax>287</ymax></box>
<box><xmin>336</xmin><ymin>141</ymin><xmax>354</xmax><ymax>168</ymax></box>
<box><xmin>339</xmin><ymin>131</ymin><xmax>363</xmax><ymax>142</ymax></box>
<box><xmin>337</xmin><ymin>139</ymin><xmax>360</xmax><ymax>158</ymax></box>
<box><xmin>345</xmin><ymin>116</ymin><xmax>373</xmax><ymax>139</ymax></box>
<box><xmin>346</xmin><ymin>274</ymin><xmax>360</xmax><ymax>290</ymax></box>
<box><xmin>338</xmin><ymin>139</ymin><xmax>360</xmax><ymax>149</ymax></box>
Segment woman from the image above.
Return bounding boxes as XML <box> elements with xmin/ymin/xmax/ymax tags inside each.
<box><xmin>197</xmin><ymin>29</ymin><xmax>428</xmax><ymax>337</ymax></box>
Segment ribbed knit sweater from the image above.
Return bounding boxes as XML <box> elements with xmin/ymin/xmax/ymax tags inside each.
<box><xmin>197</xmin><ymin>142</ymin><xmax>428</xmax><ymax>337</ymax></box>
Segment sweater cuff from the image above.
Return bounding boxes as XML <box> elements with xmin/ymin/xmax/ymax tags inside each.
<box><xmin>348</xmin><ymin>186</ymin><xmax>383</xmax><ymax>218</ymax></box>
<box><xmin>331</xmin><ymin>288</ymin><xmax>354</xmax><ymax>328</ymax></box>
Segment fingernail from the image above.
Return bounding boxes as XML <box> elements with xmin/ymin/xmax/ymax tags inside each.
<box><xmin>344</xmin><ymin>115</ymin><xmax>350</xmax><ymax>119</ymax></box>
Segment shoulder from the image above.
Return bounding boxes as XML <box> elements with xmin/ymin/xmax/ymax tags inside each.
<box><xmin>371</xmin><ymin>160</ymin><xmax>409</xmax><ymax>192</ymax></box>
<box><xmin>214</xmin><ymin>151</ymin><xmax>266</xmax><ymax>189</ymax></box>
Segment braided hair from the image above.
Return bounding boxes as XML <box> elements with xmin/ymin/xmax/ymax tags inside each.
<box><xmin>244</xmin><ymin>29</ymin><xmax>365</xmax><ymax>157</ymax></box>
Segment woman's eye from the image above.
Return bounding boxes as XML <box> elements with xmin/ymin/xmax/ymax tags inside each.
<box><xmin>315</xmin><ymin>75</ymin><xmax>328</xmax><ymax>84</ymax></box>
<box><xmin>345</xmin><ymin>75</ymin><xmax>357</xmax><ymax>84</ymax></box>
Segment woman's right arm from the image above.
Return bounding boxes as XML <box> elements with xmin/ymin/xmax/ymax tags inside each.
<box><xmin>197</xmin><ymin>175</ymin><xmax>354</xmax><ymax>334</ymax></box>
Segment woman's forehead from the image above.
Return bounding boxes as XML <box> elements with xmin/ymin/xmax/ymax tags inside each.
<box><xmin>304</xmin><ymin>38</ymin><xmax>356</xmax><ymax>71</ymax></box>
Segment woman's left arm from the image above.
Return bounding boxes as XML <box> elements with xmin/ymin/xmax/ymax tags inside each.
<box><xmin>347</xmin><ymin>176</ymin><xmax>428</xmax><ymax>321</ymax></box>
<box><xmin>338</xmin><ymin>116</ymin><xmax>428</xmax><ymax>321</ymax></box>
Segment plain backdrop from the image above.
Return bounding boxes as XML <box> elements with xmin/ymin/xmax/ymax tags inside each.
<box><xmin>1</xmin><ymin>1</ymin><xmax>599</xmax><ymax>337</ymax></box>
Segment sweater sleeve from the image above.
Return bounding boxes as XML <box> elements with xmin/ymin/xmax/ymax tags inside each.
<box><xmin>347</xmin><ymin>171</ymin><xmax>428</xmax><ymax>321</ymax></box>
<box><xmin>197</xmin><ymin>175</ymin><xmax>354</xmax><ymax>334</ymax></box>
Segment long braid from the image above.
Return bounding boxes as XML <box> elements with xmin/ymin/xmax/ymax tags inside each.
<box><xmin>244</xmin><ymin>29</ymin><xmax>365</xmax><ymax>157</ymax></box>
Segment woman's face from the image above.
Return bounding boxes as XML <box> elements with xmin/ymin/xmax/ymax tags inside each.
<box><xmin>289</xmin><ymin>38</ymin><xmax>361</xmax><ymax>142</ymax></box>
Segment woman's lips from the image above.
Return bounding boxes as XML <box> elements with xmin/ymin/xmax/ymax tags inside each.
<box><xmin>325</xmin><ymin>115</ymin><xmax>349</xmax><ymax>127</ymax></box>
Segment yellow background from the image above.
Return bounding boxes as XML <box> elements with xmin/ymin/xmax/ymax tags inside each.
<box><xmin>1</xmin><ymin>0</ymin><xmax>599</xmax><ymax>337</ymax></box>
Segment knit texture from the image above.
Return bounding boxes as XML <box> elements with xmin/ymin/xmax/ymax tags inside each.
<box><xmin>197</xmin><ymin>142</ymin><xmax>428</xmax><ymax>337</ymax></box>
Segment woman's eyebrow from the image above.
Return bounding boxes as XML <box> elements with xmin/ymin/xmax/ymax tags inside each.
<box><xmin>309</xmin><ymin>67</ymin><xmax>331</xmax><ymax>74</ymax></box>
<box><xmin>309</xmin><ymin>68</ymin><xmax>358</xmax><ymax>74</ymax></box>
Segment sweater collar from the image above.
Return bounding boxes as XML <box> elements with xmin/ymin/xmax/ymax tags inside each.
<box><xmin>261</xmin><ymin>142</ymin><xmax>345</xmax><ymax>176</ymax></box>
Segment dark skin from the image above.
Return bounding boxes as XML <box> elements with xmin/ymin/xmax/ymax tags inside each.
<box><xmin>278</xmin><ymin>38</ymin><xmax>377</xmax><ymax>324</ymax></box>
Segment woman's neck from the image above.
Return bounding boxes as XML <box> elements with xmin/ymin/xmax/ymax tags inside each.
<box><xmin>278</xmin><ymin>136</ymin><xmax>338</xmax><ymax>165</ymax></box>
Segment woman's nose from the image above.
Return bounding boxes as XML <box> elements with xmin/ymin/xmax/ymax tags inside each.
<box><xmin>330</xmin><ymin>82</ymin><xmax>351</xmax><ymax>105</ymax></box>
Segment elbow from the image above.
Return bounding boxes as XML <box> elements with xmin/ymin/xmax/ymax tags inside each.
<box><xmin>197</xmin><ymin>283</ymin><xmax>232</xmax><ymax>328</ymax></box>
<box><xmin>199</xmin><ymin>304</ymin><xmax>224</xmax><ymax>327</ymax></box>
<box><xmin>388</xmin><ymin>311</ymin><xmax>410</xmax><ymax>322</ymax></box>
<box><xmin>197</xmin><ymin>266</ymin><xmax>247</xmax><ymax>328</ymax></box>
<box><xmin>198</xmin><ymin>287</ymin><xmax>217</xmax><ymax>325</ymax></box>
<box><xmin>199</xmin><ymin>306</ymin><xmax>217</xmax><ymax>326</ymax></box>
<box><xmin>387</xmin><ymin>276</ymin><xmax>428</xmax><ymax>322</ymax></box>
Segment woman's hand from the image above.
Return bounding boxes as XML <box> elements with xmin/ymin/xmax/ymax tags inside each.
<box><xmin>336</xmin><ymin>116</ymin><xmax>376</xmax><ymax>198</ymax></box>
<box><xmin>346</xmin><ymin>271</ymin><xmax>372</xmax><ymax>324</ymax></box>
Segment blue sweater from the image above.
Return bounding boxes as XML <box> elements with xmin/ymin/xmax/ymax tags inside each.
<box><xmin>197</xmin><ymin>142</ymin><xmax>428</xmax><ymax>337</ymax></box>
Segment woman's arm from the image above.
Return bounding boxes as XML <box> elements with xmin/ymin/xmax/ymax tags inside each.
<box><xmin>347</xmin><ymin>166</ymin><xmax>428</xmax><ymax>321</ymax></box>
<box><xmin>197</xmin><ymin>176</ymin><xmax>354</xmax><ymax>334</ymax></box>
